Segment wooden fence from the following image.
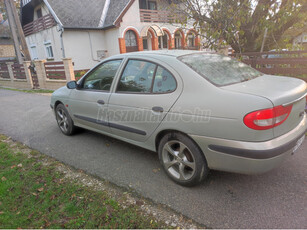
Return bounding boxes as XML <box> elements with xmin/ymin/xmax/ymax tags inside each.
<box><xmin>0</xmin><ymin>62</ymin><xmax>10</xmax><ymax>79</ymax></box>
<box><xmin>0</xmin><ymin>58</ymin><xmax>75</xmax><ymax>90</ymax></box>
<box><xmin>231</xmin><ymin>50</ymin><xmax>307</xmax><ymax>78</ymax></box>
<box><xmin>12</xmin><ymin>64</ymin><xmax>26</xmax><ymax>80</ymax></box>
<box><xmin>44</xmin><ymin>61</ymin><xmax>66</xmax><ymax>80</ymax></box>
<box><xmin>23</xmin><ymin>14</ymin><xmax>56</xmax><ymax>36</ymax></box>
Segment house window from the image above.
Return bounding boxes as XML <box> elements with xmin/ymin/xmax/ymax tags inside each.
<box><xmin>36</xmin><ymin>8</ymin><xmax>42</xmax><ymax>18</ymax></box>
<box><xmin>143</xmin><ymin>38</ymin><xmax>148</xmax><ymax>50</ymax></box>
<box><xmin>174</xmin><ymin>31</ymin><xmax>182</xmax><ymax>49</ymax></box>
<box><xmin>158</xmin><ymin>34</ymin><xmax>168</xmax><ymax>49</ymax></box>
<box><xmin>44</xmin><ymin>42</ymin><xmax>54</xmax><ymax>59</ymax></box>
<box><xmin>148</xmin><ymin>1</ymin><xmax>157</xmax><ymax>10</ymax></box>
<box><xmin>162</xmin><ymin>34</ymin><xmax>168</xmax><ymax>49</ymax></box>
<box><xmin>30</xmin><ymin>45</ymin><xmax>38</xmax><ymax>60</ymax></box>
<box><xmin>188</xmin><ymin>33</ymin><xmax>195</xmax><ymax>47</ymax></box>
<box><xmin>139</xmin><ymin>0</ymin><xmax>157</xmax><ymax>10</ymax></box>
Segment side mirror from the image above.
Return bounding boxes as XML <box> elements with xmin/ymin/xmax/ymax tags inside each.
<box><xmin>66</xmin><ymin>81</ymin><xmax>77</xmax><ymax>89</ymax></box>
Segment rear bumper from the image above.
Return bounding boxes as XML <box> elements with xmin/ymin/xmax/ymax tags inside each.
<box><xmin>190</xmin><ymin>113</ymin><xmax>307</xmax><ymax>174</ymax></box>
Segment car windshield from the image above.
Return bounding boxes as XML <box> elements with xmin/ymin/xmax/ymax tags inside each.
<box><xmin>178</xmin><ymin>53</ymin><xmax>263</xmax><ymax>86</ymax></box>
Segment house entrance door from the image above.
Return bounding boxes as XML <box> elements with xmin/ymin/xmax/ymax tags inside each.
<box><xmin>125</xmin><ymin>30</ymin><xmax>138</xmax><ymax>52</ymax></box>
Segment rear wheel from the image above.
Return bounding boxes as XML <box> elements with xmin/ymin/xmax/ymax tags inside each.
<box><xmin>158</xmin><ymin>132</ymin><xmax>209</xmax><ymax>186</ymax></box>
<box><xmin>55</xmin><ymin>104</ymin><xmax>76</xmax><ymax>136</ymax></box>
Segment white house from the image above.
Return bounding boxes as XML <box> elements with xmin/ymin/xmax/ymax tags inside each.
<box><xmin>293</xmin><ymin>32</ymin><xmax>307</xmax><ymax>50</ymax></box>
<box><xmin>21</xmin><ymin>0</ymin><xmax>200</xmax><ymax>70</ymax></box>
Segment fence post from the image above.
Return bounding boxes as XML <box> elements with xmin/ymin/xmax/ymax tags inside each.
<box><xmin>23</xmin><ymin>61</ymin><xmax>34</xmax><ymax>89</ymax></box>
<box><xmin>6</xmin><ymin>62</ymin><xmax>14</xmax><ymax>83</ymax></box>
<box><xmin>34</xmin><ymin>60</ymin><xmax>47</xmax><ymax>89</ymax></box>
<box><xmin>62</xmin><ymin>58</ymin><xmax>75</xmax><ymax>82</ymax></box>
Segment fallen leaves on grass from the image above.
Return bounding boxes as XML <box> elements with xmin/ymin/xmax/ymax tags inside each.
<box><xmin>1</xmin><ymin>176</ymin><xmax>6</xmax><ymax>181</ymax></box>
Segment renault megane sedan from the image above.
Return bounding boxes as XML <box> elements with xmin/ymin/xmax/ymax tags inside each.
<box><xmin>50</xmin><ymin>50</ymin><xmax>307</xmax><ymax>186</ymax></box>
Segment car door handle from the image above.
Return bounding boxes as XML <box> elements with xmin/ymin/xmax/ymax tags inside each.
<box><xmin>152</xmin><ymin>106</ymin><xmax>164</xmax><ymax>113</ymax></box>
<box><xmin>97</xmin><ymin>100</ymin><xmax>105</xmax><ymax>105</ymax></box>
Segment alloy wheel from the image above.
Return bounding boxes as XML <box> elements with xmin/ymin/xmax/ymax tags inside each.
<box><xmin>162</xmin><ymin>140</ymin><xmax>196</xmax><ymax>181</ymax></box>
<box><xmin>56</xmin><ymin>108</ymin><xmax>69</xmax><ymax>133</ymax></box>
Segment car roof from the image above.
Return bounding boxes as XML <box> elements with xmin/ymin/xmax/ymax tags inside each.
<box><xmin>111</xmin><ymin>50</ymin><xmax>215</xmax><ymax>59</ymax></box>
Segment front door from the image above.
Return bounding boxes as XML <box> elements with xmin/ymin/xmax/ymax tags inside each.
<box><xmin>125</xmin><ymin>30</ymin><xmax>138</xmax><ymax>53</ymax></box>
<box><xmin>108</xmin><ymin>58</ymin><xmax>182</xmax><ymax>142</ymax></box>
<box><xmin>68</xmin><ymin>59</ymin><xmax>123</xmax><ymax>133</ymax></box>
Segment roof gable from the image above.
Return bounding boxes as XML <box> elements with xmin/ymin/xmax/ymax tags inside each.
<box><xmin>43</xmin><ymin>0</ymin><xmax>133</xmax><ymax>29</ymax></box>
<box><xmin>103</xmin><ymin>0</ymin><xmax>131</xmax><ymax>28</ymax></box>
<box><xmin>47</xmin><ymin>0</ymin><xmax>107</xmax><ymax>29</ymax></box>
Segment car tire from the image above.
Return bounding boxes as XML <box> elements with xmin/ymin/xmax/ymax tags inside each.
<box><xmin>158</xmin><ymin>132</ymin><xmax>209</xmax><ymax>187</ymax></box>
<box><xmin>55</xmin><ymin>104</ymin><xmax>76</xmax><ymax>136</ymax></box>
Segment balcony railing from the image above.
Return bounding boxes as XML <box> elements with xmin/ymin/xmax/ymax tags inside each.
<box><xmin>23</xmin><ymin>14</ymin><xmax>56</xmax><ymax>36</ymax></box>
<box><xmin>140</xmin><ymin>9</ymin><xmax>175</xmax><ymax>23</ymax></box>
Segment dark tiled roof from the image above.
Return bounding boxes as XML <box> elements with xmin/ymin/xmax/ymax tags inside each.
<box><xmin>0</xmin><ymin>38</ymin><xmax>13</xmax><ymax>45</ymax></box>
<box><xmin>46</xmin><ymin>0</ymin><xmax>132</xmax><ymax>29</ymax></box>
<box><xmin>0</xmin><ymin>20</ymin><xmax>13</xmax><ymax>42</ymax></box>
<box><xmin>47</xmin><ymin>0</ymin><xmax>107</xmax><ymax>28</ymax></box>
<box><xmin>103</xmin><ymin>0</ymin><xmax>130</xmax><ymax>28</ymax></box>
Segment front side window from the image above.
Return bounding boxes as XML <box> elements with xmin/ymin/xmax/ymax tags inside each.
<box><xmin>83</xmin><ymin>60</ymin><xmax>122</xmax><ymax>91</ymax></box>
<box><xmin>178</xmin><ymin>54</ymin><xmax>263</xmax><ymax>86</ymax></box>
<box><xmin>117</xmin><ymin>60</ymin><xmax>177</xmax><ymax>94</ymax></box>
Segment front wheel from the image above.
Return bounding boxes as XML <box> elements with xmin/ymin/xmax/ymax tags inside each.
<box><xmin>158</xmin><ymin>132</ymin><xmax>209</xmax><ymax>186</ymax></box>
<box><xmin>55</xmin><ymin>104</ymin><xmax>76</xmax><ymax>136</ymax></box>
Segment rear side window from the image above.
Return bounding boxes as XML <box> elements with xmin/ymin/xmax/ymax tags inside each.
<box><xmin>117</xmin><ymin>60</ymin><xmax>156</xmax><ymax>93</ymax></box>
<box><xmin>117</xmin><ymin>60</ymin><xmax>177</xmax><ymax>94</ymax></box>
<box><xmin>178</xmin><ymin>53</ymin><xmax>263</xmax><ymax>86</ymax></box>
<box><xmin>153</xmin><ymin>66</ymin><xmax>176</xmax><ymax>93</ymax></box>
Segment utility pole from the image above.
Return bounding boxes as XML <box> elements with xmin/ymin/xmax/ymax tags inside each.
<box><xmin>4</xmin><ymin>0</ymin><xmax>31</xmax><ymax>63</ymax></box>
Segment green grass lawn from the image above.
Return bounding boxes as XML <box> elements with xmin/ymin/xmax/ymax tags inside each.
<box><xmin>0</xmin><ymin>135</ymin><xmax>162</xmax><ymax>229</ymax></box>
<box><xmin>0</xmin><ymin>87</ymin><xmax>54</xmax><ymax>94</ymax></box>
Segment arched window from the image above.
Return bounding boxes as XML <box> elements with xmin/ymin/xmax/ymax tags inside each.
<box><xmin>187</xmin><ymin>32</ymin><xmax>196</xmax><ymax>48</ymax></box>
<box><xmin>174</xmin><ymin>31</ymin><xmax>182</xmax><ymax>49</ymax></box>
<box><xmin>125</xmin><ymin>30</ymin><xmax>138</xmax><ymax>52</ymax></box>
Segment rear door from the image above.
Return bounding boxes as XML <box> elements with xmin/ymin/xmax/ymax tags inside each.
<box><xmin>68</xmin><ymin>59</ymin><xmax>123</xmax><ymax>133</ymax></box>
<box><xmin>108</xmin><ymin>58</ymin><xmax>182</xmax><ymax>142</ymax></box>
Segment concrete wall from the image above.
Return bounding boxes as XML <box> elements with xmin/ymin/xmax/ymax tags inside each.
<box><xmin>104</xmin><ymin>28</ymin><xmax>121</xmax><ymax>56</ymax></box>
<box><xmin>25</xmin><ymin>26</ymin><xmax>63</xmax><ymax>62</ymax></box>
<box><xmin>63</xmin><ymin>30</ymin><xmax>108</xmax><ymax>70</ymax></box>
<box><xmin>0</xmin><ymin>79</ymin><xmax>30</xmax><ymax>89</ymax></box>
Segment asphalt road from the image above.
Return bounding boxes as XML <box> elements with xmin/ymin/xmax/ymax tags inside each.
<box><xmin>0</xmin><ymin>89</ymin><xmax>306</xmax><ymax>228</ymax></box>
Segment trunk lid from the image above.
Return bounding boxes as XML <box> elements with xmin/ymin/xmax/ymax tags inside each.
<box><xmin>222</xmin><ymin>75</ymin><xmax>307</xmax><ymax>137</ymax></box>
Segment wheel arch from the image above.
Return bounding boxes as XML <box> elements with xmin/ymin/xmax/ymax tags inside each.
<box><xmin>155</xmin><ymin>129</ymin><xmax>202</xmax><ymax>153</ymax></box>
<box><xmin>54</xmin><ymin>100</ymin><xmax>63</xmax><ymax>112</ymax></box>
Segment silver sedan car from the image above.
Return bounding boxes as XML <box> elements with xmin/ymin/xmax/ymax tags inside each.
<box><xmin>51</xmin><ymin>50</ymin><xmax>307</xmax><ymax>186</ymax></box>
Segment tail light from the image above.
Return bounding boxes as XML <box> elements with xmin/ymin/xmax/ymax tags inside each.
<box><xmin>244</xmin><ymin>105</ymin><xmax>293</xmax><ymax>130</ymax></box>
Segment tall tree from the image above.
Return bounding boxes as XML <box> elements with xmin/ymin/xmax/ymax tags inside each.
<box><xmin>169</xmin><ymin>0</ymin><xmax>307</xmax><ymax>52</ymax></box>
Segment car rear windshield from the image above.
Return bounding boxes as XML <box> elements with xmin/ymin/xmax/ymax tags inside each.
<box><xmin>178</xmin><ymin>53</ymin><xmax>263</xmax><ymax>86</ymax></box>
